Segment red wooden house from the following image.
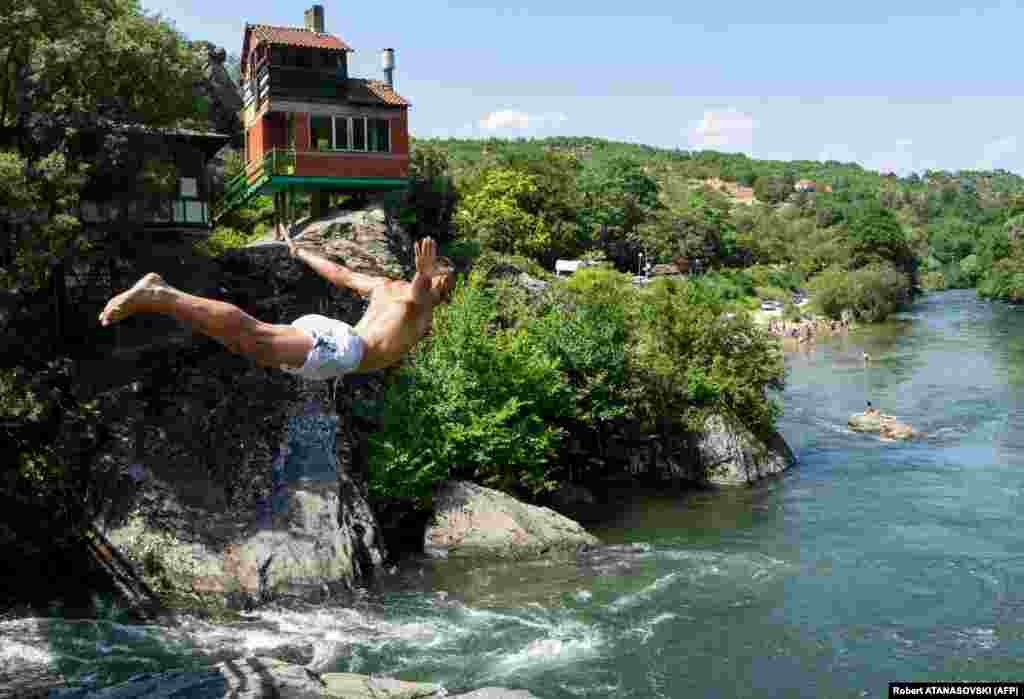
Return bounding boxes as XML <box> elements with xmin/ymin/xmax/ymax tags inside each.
<box><xmin>216</xmin><ymin>4</ymin><xmax>410</xmax><ymax>225</ymax></box>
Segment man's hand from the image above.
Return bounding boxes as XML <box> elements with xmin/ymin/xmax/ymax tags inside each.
<box><xmin>284</xmin><ymin>228</ymin><xmax>300</xmax><ymax>258</ymax></box>
<box><xmin>415</xmin><ymin>237</ymin><xmax>437</xmax><ymax>276</ymax></box>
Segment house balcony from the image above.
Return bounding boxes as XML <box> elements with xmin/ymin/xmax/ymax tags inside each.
<box><xmin>212</xmin><ymin>148</ymin><xmax>408</xmax><ymax>222</ymax></box>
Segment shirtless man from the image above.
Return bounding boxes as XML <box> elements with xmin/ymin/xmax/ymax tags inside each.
<box><xmin>98</xmin><ymin>236</ymin><xmax>455</xmax><ymax>380</ymax></box>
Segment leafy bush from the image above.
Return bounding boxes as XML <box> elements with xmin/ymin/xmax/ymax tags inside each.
<box><xmin>630</xmin><ymin>278</ymin><xmax>785</xmax><ymax>436</ymax></box>
<box><xmin>366</xmin><ymin>280</ymin><xmax>570</xmax><ymax>504</ymax></box>
<box><xmin>977</xmin><ymin>251</ymin><xmax>1024</xmax><ymax>303</ymax></box>
<box><xmin>755</xmin><ymin>285</ymin><xmax>790</xmax><ymax>302</ymax></box>
<box><xmin>193</xmin><ymin>226</ymin><xmax>262</xmax><ymax>257</ymax></box>
<box><xmin>809</xmin><ymin>263</ymin><xmax>911</xmax><ymax>321</ymax></box>
<box><xmin>530</xmin><ymin>271</ymin><xmax>634</xmax><ymax>428</ymax></box>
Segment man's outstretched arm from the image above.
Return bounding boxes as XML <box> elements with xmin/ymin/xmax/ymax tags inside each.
<box><xmin>286</xmin><ymin>232</ymin><xmax>387</xmax><ymax>297</ymax></box>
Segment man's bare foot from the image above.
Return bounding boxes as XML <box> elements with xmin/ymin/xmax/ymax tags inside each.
<box><xmin>98</xmin><ymin>273</ymin><xmax>173</xmax><ymax>326</ymax></box>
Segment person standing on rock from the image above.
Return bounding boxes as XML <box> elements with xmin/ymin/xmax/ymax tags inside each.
<box><xmin>98</xmin><ymin>236</ymin><xmax>455</xmax><ymax>380</ymax></box>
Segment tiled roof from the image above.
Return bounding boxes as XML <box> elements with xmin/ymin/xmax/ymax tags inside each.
<box><xmin>346</xmin><ymin>79</ymin><xmax>410</xmax><ymax>107</ymax></box>
<box><xmin>247</xmin><ymin>24</ymin><xmax>353</xmax><ymax>52</ymax></box>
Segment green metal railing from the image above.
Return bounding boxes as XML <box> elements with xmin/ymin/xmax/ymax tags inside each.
<box><xmin>211</xmin><ymin>149</ymin><xmax>296</xmax><ymax>223</ymax></box>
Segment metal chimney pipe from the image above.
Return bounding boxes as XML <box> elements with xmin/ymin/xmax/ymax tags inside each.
<box><xmin>305</xmin><ymin>5</ymin><xmax>324</xmax><ymax>33</ymax></box>
<box><xmin>381</xmin><ymin>48</ymin><xmax>395</xmax><ymax>88</ymax></box>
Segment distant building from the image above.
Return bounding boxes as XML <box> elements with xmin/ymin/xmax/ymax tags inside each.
<box><xmin>793</xmin><ymin>179</ymin><xmax>833</xmax><ymax>194</ymax></box>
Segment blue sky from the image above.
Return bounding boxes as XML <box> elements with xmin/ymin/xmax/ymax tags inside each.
<box><xmin>145</xmin><ymin>0</ymin><xmax>1024</xmax><ymax>175</ymax></box>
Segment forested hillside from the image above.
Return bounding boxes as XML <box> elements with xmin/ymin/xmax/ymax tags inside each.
<box><xmin>409</xmin><ymin>136</ymin><xmax>1024</xmax><ymax>307</ymax></box>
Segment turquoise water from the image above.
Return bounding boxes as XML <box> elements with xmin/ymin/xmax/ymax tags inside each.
<box><xmin>3</xmin><ymin>289</ymin><xmax>1023</xmax><ymax>698</ymax></box>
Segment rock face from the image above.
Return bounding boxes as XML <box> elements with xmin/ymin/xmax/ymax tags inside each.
<box><xmin>609</xmin><ymin>414</ymin><xmax>795</xmax><ymax>488</ymax></box>
<box><xmin>87</xmin><ymin>207</ymin><xmax>413</xmax><ymax>607</ymax></box>
<box><xmin>290</xmin><ymin>205</ymin><xmax>412</xmax><ymax>279</ymax></box>
<box><xmin>197</xmin><ymin>43</ymin><xmax>243</xmax><ymax>139</ymax></box>
<box><xmin>696</xmin><ymin>414</ymin><xmax>797</xmax><ymax>485</ymax></box>
<box><xmin>46</xmin><ymin>656</ymin><xmax>542</xmax><ymax>698</ymax></box>
<box><xmin>424</xmin><ymin>481</ymin><xmax>600</xmax><ymax>560</ymax></box>
<box><xmin>848</xmin><ymin>412</ymin><xmax>922</xmax><ymax>440</ymax></box>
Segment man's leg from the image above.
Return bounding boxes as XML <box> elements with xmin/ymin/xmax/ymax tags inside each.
<box><xmin>99</xmin><ymin>273</ymin><xmax>312</xmax><ymax>368</ymax></box>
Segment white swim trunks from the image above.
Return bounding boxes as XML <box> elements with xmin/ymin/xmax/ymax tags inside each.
<box><xmin>281</xmin><ymin>314</ymin><xmax>366</xmax><ymax>381</ymax></box>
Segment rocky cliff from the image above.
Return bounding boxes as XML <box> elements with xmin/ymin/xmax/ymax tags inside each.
<box><xmin>80</xmin><ymin>205</ymin><xmax>415</xmax><ymax>612</ymax></box>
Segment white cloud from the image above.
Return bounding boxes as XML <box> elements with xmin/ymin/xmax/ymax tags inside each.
<box><xmin>478</xmin><ymin>110</ymin><xmax>568</xmax><ymax>131</ymax></box>
<box><xmin>688</xmin><ymin>108</ymin><xmax>756</xmax><ymax>151</ymax></box>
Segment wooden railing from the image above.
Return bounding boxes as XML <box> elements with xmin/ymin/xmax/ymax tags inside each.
<box><xmin>211</xmin><ymin>149</ymin><xmax>296</xmax><ymax>222</ymax></box>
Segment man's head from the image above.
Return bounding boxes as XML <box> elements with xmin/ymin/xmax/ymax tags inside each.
<box><xmin>430</xmin><ymin>256</ymin><xmax>456</xmax><ymax>303</ymax></box>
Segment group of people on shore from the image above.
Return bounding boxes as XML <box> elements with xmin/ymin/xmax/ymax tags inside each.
<box><xmin>766</xmin><ymin>316</ymin><xmax>851</xmax><ymax>343</ymax></box>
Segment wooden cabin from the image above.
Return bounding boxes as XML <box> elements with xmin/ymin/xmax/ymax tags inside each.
<box><xmin>78</xmin><ymin>125</ymin><xmax>230</xmax><ymax>229</ymax></box>
<box><xmin>224</xmin><ymin>5</ymin><xmax>410</xmax><ymax>226</ymax></box>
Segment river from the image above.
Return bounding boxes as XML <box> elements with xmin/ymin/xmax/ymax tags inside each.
<box><xmin>3</xmin><ymin>289</ymin><xmax>1023</xmax><ymax>698</ymax></box>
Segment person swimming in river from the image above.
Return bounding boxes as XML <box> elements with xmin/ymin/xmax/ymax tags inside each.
<box><xmin>98</xmin><ymin>235</ymin><xmax>455</xmax><ymax>380</ymax></box>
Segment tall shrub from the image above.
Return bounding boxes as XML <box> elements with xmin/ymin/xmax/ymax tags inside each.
<box><xmin>366</xmin><ymin>280</ymin><xmax>570</xmax><ymax>504</ymax></box>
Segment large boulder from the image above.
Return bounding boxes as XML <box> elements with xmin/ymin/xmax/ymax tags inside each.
<box><xmin>618</xmin><ymin>414</ymin><xmax>795</xmax><ymax>487</ymax></box>
<box><xmin>424</xmin><ymin>481</ymin><xmax>599</xmax><ymax>560</ymax></box>
<box><xmin>847</xmin><ymin>411</ymin><xmax>882</xmax><ymax>432</ymax></box>
<box><xmin>85</xmin><ymin>211</ymin><xmax>414</xmax><ymax>609</ymax></box>
<box><xmin>289</xmin><ymin>204</ymin><xmax>413</xmax><ymax>280</ymax></box>
<box><xmin>45</xmin><ymin>656</ymin><xmax>542</xmax><ymax>698</ymax></box>
<box><xmin>197</xmin><ymin>43</ymin><xmax>243</xmax><ymax>139</ymax></box>
<box><xmin>696</xmin><ymin>414</ymin><xmax>796</xmax><ymax>485</ymax></box>
<box><xmin>848</xmin><ymin>412</ymin><xmax>922</xmax><ymax>440</ymax></box>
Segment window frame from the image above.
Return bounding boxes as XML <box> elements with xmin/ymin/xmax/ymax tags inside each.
<box><xmin>308</xmin><ymin>114</ymin><xmax>391</xmax><ymax>153</ymax></box>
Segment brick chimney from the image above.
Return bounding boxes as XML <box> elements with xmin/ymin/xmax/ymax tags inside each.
<box><xmin>304</xmin><ymin>5</ymin><xmax>325</xmax><ymax>32</ymax></box>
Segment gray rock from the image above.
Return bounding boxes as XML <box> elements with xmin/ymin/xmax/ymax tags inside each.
<box><xmin>288</xmin><ymin>203</ymin><xmax>413</xmax><ymax>280</ymax></box>
<box><xmin>91</xmin><ymin>218</ymin><xmax>408</xmax><ymax>606</ymax></box>
<box><xmin>847</xmin><ymin>412</ymin><xmax>882</xmax><ymax>432</ymax></box>
<box><xmin>450</xmin><ymin>690</ymin><xmax>542</xmax><ymax>699</ymax></box>
<box><xmin>46</xmin><ymin>657</ymin><xmax>444</xmax><ymax>698</ymax></box>
<box><xmin>848</xmin><ymin>412</ymin><xmax>922</xmax><ymax>440</ymax></box>
<box><xmin>46</xmin><ymin>657</ymin><xmax>541</xmax><ymax>698</ymax></box>
<box><xmin>697</xmin><ymin>414</ymin><xmax>796</xmax><ymax>486</ymax></box>
<box><xmin>424</xmin><ymin>481</ymin><xmax>599</xmax><ymax>560</ymax></box>
<box><xmin>198</xmin><ymin>43</ymin><xmax>243</xmax><ymax>137</ymax></box>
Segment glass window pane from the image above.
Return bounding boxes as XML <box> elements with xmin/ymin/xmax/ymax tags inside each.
<box><xmin>311</xmin><ymin>115</ymin><xmax>333</xmax><ymax>151</ymax></box>
<box><xmin>334</xmin><ymin>117</ymin><xmax>349</xmax><ymax>149</ymax></box>
<box><xmin>369</xmin><ymin>118</ymin><xmax>390</xmax><ymax>152</ymax></box>
<box><xmin>352</xmin><ymin>117</ymin><xmax>365</xmax><ymax>151</ymax></box>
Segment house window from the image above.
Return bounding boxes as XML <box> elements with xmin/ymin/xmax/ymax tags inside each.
<box><xmin>179</xmin><ymin>177</ymin><xmax>198</xmax><ymax>198</ymax></box>
<box><xmin>311</xmin><ymin>115</ymin><xmax>332</xmax><ymax>151</ymax></box>
<box><xmin>334</xmin><ymin>116</ymin><xmax>349</xmax><ymax>149</ymax></box>
<box><xmin>352</xmin><ymin>117</ymin><xmax>365</xmax><ymax>151</ymax></box>
<box><xmin>367</xmin><ymin>118</ymin><xmax>390</xmax><ymax>152</ymax></box>
<box><xmin>310</xmin><ymin>115</ymin><xmax>390</xmax><ymax>152</ymax></box>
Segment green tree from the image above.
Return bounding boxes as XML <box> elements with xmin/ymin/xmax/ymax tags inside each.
<box><xmin>577</xmin><ymin>156</ymin><xmax>661</xmax><ymax>267</ymax></box>
<box><xmin>845</xmin><ymin>203</ymin><xmax>917</xmax><ymax>282</ymax></box>
<box><xmin>403</xmin><ymin>141</ymin><xmax>460</xmax><ymax>243</ymax></box>
<box><xmin>366</xmin><ymin>280</ymin><xmax>570</xmax><ymax>503</ymax></box>
<box><xmin>455</xmin><ymin>167</ymin><xmax>553</xmax><ymax>260</ymax></box>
